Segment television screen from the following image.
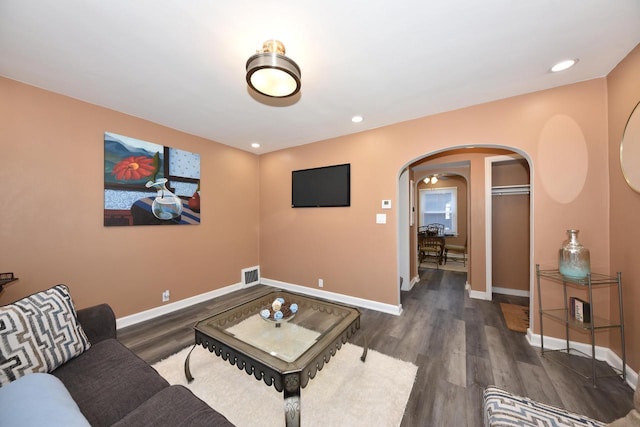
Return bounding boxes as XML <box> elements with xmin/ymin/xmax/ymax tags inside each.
<box><xmin>292</xmin><ymin>164</ymin><xmax>350</xmax><ymax>208</ymax></box>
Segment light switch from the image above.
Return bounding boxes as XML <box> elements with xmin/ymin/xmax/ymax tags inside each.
<box><xmin>376</xmin><ymin>213</ymin><xmax>387</xmax><ymax>224</ymax></box>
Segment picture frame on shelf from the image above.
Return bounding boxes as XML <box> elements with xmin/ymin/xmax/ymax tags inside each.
<box><xmin>572</xmin><ymin>297</ymin><xmax>591</xmax><ymax>323</ymax></box>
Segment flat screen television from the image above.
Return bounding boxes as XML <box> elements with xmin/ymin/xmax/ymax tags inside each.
<box><xmin>291</xmin><ymin>163</ymin><xmax>350</xmax><ymax>208</ymax></box>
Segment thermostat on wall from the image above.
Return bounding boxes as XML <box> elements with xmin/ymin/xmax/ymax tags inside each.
<box><xmin>382</xmin><ymin>199</ymin><xmax>392</xmax><ymax>209</ymax></box>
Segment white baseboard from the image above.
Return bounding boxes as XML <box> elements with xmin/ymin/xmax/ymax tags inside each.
<box><xmin>492</xmin><ymin>286</ymin><xmax>529</xmax><ymax>298</ymax></box>
<box><xmin>402</xmin><ymin>275</ymin><xmax>420</xmax><ymax>291</ymax></box>
<box><xmin>466</xmin><ymin>283</ymin><xmax>490</xmax><ymax>300</ymax></box>
<box><xmin>117</xmin><ymin>278</ymin><xmax>403</xmax><ymax>330</ymax></box>
<box><xmin>467</xmin><ymin>286</ymin><xmax>529</xmax><ymax>300</ymax></box>
<box><xmin>526</xmin><ymin>330</ymin><xmax>637</xmax><ymax>390</ymax></box>
<box><xmin>116</xmin><ymin>282</ymin><xmax>245</xmax><ymax>329</ymax></box>
<box><xmin>261</xmin><ymin>277</ymin><xmax>403</xmax><ymax>316</ymax></box>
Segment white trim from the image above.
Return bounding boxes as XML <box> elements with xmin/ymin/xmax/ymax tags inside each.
<box><xmin>484</xmin><ymin>154</ymin><xmax>532</xmax><ymax>304</ymax></box>
<box><xmin>469</xmin><ymin>289</ymin><xmax>490</xmax><ymax>300</ymax></box>
<box><xmin>261</xmin><ymin>277</ymin><xmax>403</xmax><ymax>316</ymax></box>
<box><xmin>116</xmin><ymin>282</ymin><xmax>246</xmax><ymax>329</ymax></box>
<box><xmin>401</xmin><ymin>275</ymin><xmax>419</xmax><ymax>291</ymax></box>
<box><xmin>116</xmin><ymin>276</ymin><xmax>404</xmax><ymax>329</ymax></box>
<box><xmin>526</xmin><ymin>331</ymin><xmax>637</xmax><ymax>390</ymax></box>
<box><xmin>492</xmin><ymin>287</ymin><xmax>530</xmax><ymax>298</ymax></box>
<box><xmin>466</xmin><ymin>282</ymin><xmax>490</xmax><ymax>300</ymax></box>
<box><xmin>484</xmin><ymin>156</ymin><xmax>494</xmax><ymax>300</ymax></box>
<box><xmin>398</xmin><ymin>169</ymin><xmax>410</xmax><ymax>299</ymax></box>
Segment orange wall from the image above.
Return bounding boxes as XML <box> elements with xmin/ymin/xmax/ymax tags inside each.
<box><xmin>607</xmin><ymin>44</ymin><xmax>640</xmax><ymax>372</ymax></box>
<box><xmin>3</xmin><ymin>52</ymin><xmax>634</xmax><ymax>370</ymax></box>
<box><xmin>0</xmin><ymin>78</ymin><xmax>260</xmax><ymax>317</ymax></box>
<box><xmin>260</xmin><ymin>78</ymin><xmax>610</xmax><ymax>308</ymax></box>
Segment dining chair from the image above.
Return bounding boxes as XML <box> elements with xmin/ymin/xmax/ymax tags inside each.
<box><xmin>419</xmin><ymin>232</ymin><xmax>444</xmax><ymax>268</ymax></box>
<box><xmin>444</xmin><ymin>238</ymin><xmax>467</xmax><ymax>266</ymax></box>
<box><xmin>426</xmin><ymin>223</ymin><xmax>445</xmax><ymax>236</ymax></box>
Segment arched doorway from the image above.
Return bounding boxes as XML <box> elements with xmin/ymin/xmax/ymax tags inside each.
<box><xmin>397</xmin><ymin>145</ymin><xmax>533</xmax><ymax>320</ymax></box>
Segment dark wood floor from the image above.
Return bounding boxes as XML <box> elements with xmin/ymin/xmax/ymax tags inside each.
<box><xmin>119</xmin><ymin>268</ymin><xmax>634</xmax><ymax>426</ymax></box>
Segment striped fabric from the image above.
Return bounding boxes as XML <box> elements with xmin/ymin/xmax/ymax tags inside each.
<box><xmin>484</xmin><ymin>386</ymin><xmax>606</xmax><ymax>427</ymax></box>
<box><xmin>0</xmin><ymin>285</ymin><xmax>90</xmax><ymax>387</ymax></box>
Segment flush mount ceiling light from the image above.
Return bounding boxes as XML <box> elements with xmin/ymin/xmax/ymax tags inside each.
<box><xmin>246</xmin><ymin>40</ymin><xmax>301</xmax><ymax>98</ymax></box>
<box><xmin>550</xmin><ymin>58</ymin><xmax>578</xmax><ymax>73</ymax></box>
<box><xmin>351</xmin><ymin>115</ymin><xmax>364</xmax><ymax>123</ymax></box>
<box><xmin>424</xmin><ymin>175</ymin><xmax>438</xmax><ymax>184</ymax></box>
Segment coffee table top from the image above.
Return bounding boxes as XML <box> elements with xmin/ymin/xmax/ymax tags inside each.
<box><xmin>193</xmin><ymin>290</ymin><xmax>360</xmax><ymax>386</ymax></box>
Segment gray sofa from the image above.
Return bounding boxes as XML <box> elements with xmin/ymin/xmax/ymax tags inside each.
<box><xmin>0</xmin><ymin>285</ymin><xmax>233</xmax><ymax>427</ymax></box>
<box><xmin>54</xmin><ymin>303</ymin><xmax>233</xmax><ymax>426</ymax></box>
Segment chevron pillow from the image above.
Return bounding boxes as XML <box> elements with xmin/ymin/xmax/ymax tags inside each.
<box><xmin>0</xmin><ymin>284</ymin><xmax>91</xmax><ymax>387</ymax></box>
<box><xmin>484</xmin><ymin>386</ymin><xmax>605</xmax><ymax>427</ymax></box>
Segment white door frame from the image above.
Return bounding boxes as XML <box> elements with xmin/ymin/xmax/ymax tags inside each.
<box><xmin>484</xmin><ymin>153</ymin><xmax>533</xmax><ymax>302</ymax></box>
<box><xmin>398</xmin><ymin>169</ymin><xmax>411</xmax><ymax>296</ymax></box>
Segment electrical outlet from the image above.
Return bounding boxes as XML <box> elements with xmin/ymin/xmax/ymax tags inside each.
<box><xmin>162</xmin><ymin>290</ymin><xmax>170</xmax><ymax>302</ymax></box>
<box><xmin>318</xmin><ymin>279</ymin><xmax>323</xmax><ymax>288</ymax></box>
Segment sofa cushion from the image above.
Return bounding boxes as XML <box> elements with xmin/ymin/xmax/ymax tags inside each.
<box><xmin>52</xmin><ymin>338</ymin><xmax>170</xmax><ymax>426</ymax></box>
<box><xmin>484</xmin><ymin>386</ymin><xmax>605</xmax><ymax>427</ymax></box>
<box><xmin>0</xmin><ymin>372</ymin><xmax>90</xmax><ymax>426</ymax></box>
<box><xmin>0</xmin><ymin>284</ymin><xmax>91</xmax><ymax>386</ymax></box>
<box><xmin>112</xmin><ymin>385</ymin><xmax>235</xmax><ymax>427</ymax></box>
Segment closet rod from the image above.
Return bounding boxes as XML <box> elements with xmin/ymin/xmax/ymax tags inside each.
<box><xmin>492</xmin><ymin>191</ymin><xmax>529</xmax><ymax>196</ymax></box>
<box><xmin>491</xmin><ymin>184</ymin><xmax>530</xmax><ymax>196</ymax></box>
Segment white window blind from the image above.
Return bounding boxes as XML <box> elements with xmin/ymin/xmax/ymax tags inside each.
<box><xmin>419</xmin><ymin>187</ymin><xmax>457</xmax><ymax>234</ymax></box>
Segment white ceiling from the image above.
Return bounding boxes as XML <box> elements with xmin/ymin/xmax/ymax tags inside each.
<box><xmin>1</xmin><ymin>1</ymin><xmax>639</xmax><ymax>154</ymax></box>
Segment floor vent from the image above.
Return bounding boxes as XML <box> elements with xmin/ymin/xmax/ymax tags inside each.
<box><xmin>241</xmin><ymin>266</ymin><xmax>260</xmax><ymax>286</ymax></box>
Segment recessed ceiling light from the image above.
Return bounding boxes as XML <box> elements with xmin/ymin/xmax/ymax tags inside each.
<box><xmin>352</xmin><ymin>115</ymin><xmax>364</xmax><ymax>123</ymax></box>
<box><xmin>251</xmin><ymin>142</ymin><xmax>261</xmax><ymax>148</ymax></box>
<box><xmin>550</xmin><ymin>59</ymin><xmax>578</xmax><ymax>73</ymax></box>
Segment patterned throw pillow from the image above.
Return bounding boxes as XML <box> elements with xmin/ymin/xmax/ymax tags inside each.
<box><xmin>484</xmin><ymin>386</ymin><xmax>606</xmax><ymax>427</ymax></box>
<box><xmin>0</xmin><ymin>284</ymin><xmax>91</xmax><ymax>387</ymax></box>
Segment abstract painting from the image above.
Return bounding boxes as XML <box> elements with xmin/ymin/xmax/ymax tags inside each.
<box><xmin>104</xmin><ymin>132</ymin><xmax>200</xmax><ymax>226</ymax></box>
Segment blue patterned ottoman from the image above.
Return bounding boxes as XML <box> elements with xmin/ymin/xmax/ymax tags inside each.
<box><xmin>483</xmin><ymin>386</ymin><xmax>605</xmax><ymax>427</ymax></box>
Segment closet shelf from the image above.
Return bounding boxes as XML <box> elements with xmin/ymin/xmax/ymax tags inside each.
<box><xmin>491</xmin><ymin>184</ymin><xmax>530</xmax><ymax>196</ymax></box>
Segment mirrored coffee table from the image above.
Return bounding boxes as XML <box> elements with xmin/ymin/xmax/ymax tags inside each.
<box><xmin>184</xmin><ymin>290</ymin><xmax>365</xmax><ymax>427</ymax></box>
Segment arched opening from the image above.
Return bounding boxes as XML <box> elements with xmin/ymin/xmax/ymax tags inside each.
<box><xmin>397</xmin><ymin>145</ymin><xmax>534</xmax><ymax>326</ymax></box>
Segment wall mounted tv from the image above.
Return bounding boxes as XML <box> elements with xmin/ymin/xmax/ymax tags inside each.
<box><xmin>292</xmin><ymin>163</ymin><xmax>351</xmax><ymax>208</ymax></box>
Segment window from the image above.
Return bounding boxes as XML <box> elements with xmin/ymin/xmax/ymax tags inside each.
<box><xmin>419</xmin><ymin>187</ymin><xmax>457</xmax><ymax>234</ymax></box>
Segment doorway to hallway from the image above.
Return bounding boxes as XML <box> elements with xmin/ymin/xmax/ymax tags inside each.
<box><xmin>398</xmin><ymin>146</ymin><xmax>533</xmax><ymax>311</ymax></box>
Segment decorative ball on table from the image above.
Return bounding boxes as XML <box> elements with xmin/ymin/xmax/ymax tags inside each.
<box><xmin>260</xmin><ymin>297</ymin><xmax>298</xmax><ymax>327</ymax></box>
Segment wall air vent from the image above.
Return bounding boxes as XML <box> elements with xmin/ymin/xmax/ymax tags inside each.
<box><xmin>241</xmin><ymin>266</ymin><xmax>260</xmax><ymax>286</ymax></box>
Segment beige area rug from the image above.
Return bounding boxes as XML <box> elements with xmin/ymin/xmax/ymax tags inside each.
<box><xmin>153</xmin><ymin>343</ymin><xmax>417</xmax><ymax>427</ymax></box>
<box><xmin>500</xmin><ymin>302</ymin><xmax>530</xmax><ymax>333</ymax></box>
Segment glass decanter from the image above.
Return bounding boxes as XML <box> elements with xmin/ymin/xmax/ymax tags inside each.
<box><xmin>558</xmin><ymin>229</ymin><xmax>590</xmax><ymax>279</ymax></box>
<box><xmin>145</xmin><ymin>178</ymin><xmax>183</xmax><ymax>220</ymax></box>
